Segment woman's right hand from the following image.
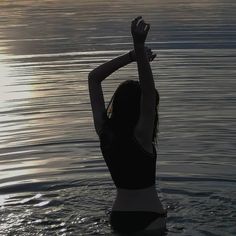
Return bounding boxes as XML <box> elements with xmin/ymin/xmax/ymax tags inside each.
<box><xmin>131</xmin><ymin>16</ymin><xmax>150</xmax><ymax>45</ymax></box>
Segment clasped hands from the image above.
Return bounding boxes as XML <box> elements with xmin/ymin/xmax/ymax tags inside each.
<box><xmin>129</xmin><ymin>16</ymin><xmax>156</xmax><ymax>62</ymax></box>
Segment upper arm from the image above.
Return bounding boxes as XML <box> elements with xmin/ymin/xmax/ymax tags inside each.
<box><xmin>88</xmin><ymin>73</ymin><xmax>106</xmax><ymax>135</ymax></box>
<box><xmin>135</xmin><ymin>88</ymin><xmax>156</xmax><ymax>149</ymax></box>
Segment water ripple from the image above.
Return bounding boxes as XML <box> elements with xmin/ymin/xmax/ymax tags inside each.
<box><xmin>0</xmin><ymin>0</ymin><xmax>236</xmax><ymax>235</ymax></box>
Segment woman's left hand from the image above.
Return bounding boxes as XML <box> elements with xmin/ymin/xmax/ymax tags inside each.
<box><xmin>130</xmin><ymin>47</ymin><xmax>156</xmax><ymax>62</ymax></box>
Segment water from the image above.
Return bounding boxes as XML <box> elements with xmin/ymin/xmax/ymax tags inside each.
<box><xmin>0</xmin><ymin>0</ymin><xmax>235</xmax><ymax>235</ymax></box>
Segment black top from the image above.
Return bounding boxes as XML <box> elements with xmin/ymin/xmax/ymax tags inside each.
<box><xmin>99</xmin><ymin>126</ymin><xmax>157</xmax><ymax>189</ymax></box>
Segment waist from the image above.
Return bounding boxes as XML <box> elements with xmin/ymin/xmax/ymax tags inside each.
<box><xmin>112</xmin><ymin>185</ymin><xmax>165</xmax><ymax>213</ymax></box>
<box><xmin>116</xmin><ymin>184</ymin><xmax>157</xmax><ymax>196</ymax></box>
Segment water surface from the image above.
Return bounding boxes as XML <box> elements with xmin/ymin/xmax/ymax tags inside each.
<box><xmin>0</xmin><ymin>0</ymin><xmax>236</xmax><ymax>235</ymax></box>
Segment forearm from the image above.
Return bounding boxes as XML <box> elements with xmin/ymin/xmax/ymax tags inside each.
<box><xmin>88</xmin><ymin>52</ymin><xmax>133</xmax><ymax>83</ymax></box>
<box><xmin>134</xmin><ymin>43</ymin><xmax>155</xmax><ymax>93</ymax></box>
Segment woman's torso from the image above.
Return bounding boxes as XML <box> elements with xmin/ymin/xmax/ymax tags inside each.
<box><xmin>99</xmin><ymin>125</ymin><xmax>165</xmax><ymax>214</ymax></box>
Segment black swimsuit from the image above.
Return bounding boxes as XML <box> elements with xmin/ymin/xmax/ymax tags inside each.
<box><xmin>99</xmin><ymin>127</ymin><xmax>156</xmax><ymax>189</ymax></box>
<box><xmin>110</xmin><ymin>211</ymin><xmax>167</xmax><ymax>233</ymax></box>
<box><xmin>99</xmin><ymin>126</ymin><xmax>166</xmax><ymax>233</ymax></box>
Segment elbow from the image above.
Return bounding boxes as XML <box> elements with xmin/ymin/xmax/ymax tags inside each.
<box><xmin>88</xmin><ymin>71</ymin><xmax>96</xmax><ymax>84</ymax></box>
<box><xmin>88</xmin><ymin>70</ymin><xmax>103</xmax><ymax>85</ymax></box>
<box><xmin>88</xmin><ymin>72</ymin><xmax>94</xmax><ymax>89</ymax></box>
<box><xmin>88</xmin><ymin>71</ymin><xmax>94</xmax><ymax>80</ymax></box>
<box><xmin>88</xmin><ymin>71</ymin><xmax>100</xmax><ymax>86</ymax></box>
<box><xmin>89</xmin><ymin>66</ymin><xmax>100</xmax><ymax>79</ymax></box>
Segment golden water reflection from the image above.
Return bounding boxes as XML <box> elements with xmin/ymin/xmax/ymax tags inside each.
<box><xmin>0</xmin><ymin>53</ymin><xmax>34</xmax><ymax>148</ymax></box>
<box><xmin>0</xmin><ymin>53</ymin><xmax>32</xmax><ymax>109</ymax></box>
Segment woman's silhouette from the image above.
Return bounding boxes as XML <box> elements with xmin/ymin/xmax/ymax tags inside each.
<box><xmin>88</xmin><ymin>16</ymin><xmax>166</xmax><ymax>234</ymax></box>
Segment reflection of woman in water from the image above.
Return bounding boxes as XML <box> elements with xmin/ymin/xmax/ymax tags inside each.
<box><xmin>88</xmin><ymin>16</ymin><xmax>167</xmax><ymax>234</ymax></box>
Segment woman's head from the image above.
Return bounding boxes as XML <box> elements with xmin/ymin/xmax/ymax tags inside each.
<box><xmin>106</xmin><ymin>80</ymin><xmax>159</xmax><ymax>142</ymax></box>
<box><xmin>107</xmin><ymin>80</ymin><xmax>141</xmax><ymax>131</ymax></box>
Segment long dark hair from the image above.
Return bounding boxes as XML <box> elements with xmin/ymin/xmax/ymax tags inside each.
<box><xmin>104</xmin><ymin>80</ymin><xmax>159</xmax><ymax>144</ymax></box>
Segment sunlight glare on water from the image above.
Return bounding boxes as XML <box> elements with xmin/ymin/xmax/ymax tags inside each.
<box><xmin>0</xmin><ymin>52</ymin><xmax>35</xmax><ymax>149</ymax></box>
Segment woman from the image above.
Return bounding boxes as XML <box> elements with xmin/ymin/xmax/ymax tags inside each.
<box><xmin>88</xmin><ymin>16</ymin><xmax>166</xmax><ymax>234</ymax></box>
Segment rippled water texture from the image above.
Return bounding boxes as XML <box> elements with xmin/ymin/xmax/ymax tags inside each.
<box><xmin>0</xmin><ymin>0</ymin><xmax>236</xmax><ymax>235</ymax></box>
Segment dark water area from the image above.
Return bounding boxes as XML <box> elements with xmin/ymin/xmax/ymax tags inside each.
<box><xmin>0</xmin><ymin>0</ymin><xmax>235</xmax><ymax>235</ymax></box>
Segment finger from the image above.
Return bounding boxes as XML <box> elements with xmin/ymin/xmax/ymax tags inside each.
<box><xmin>151</xmin><ymin>54</ymin><xmax>157</xmax><ymax>61</ymax></box>
<box><xmin>138</xmin><ymin>21</ymin><xmax>147</xmax><ymax>33</ymax></box>
<box><xmin>131</xmin><ymin>20</ymin><xmax>136</xmax><ymax>28</ymax></box>
<box><xmin>140</xmin><ymin>22</ymin><xmax>146</xmax><ymax>31</ymax></box>
<box><xmin>137</xmin><ymin>19</ymin><xmax>144</xmax><ymax>28</ymax></box>
<box><xmin>137</xmin><ymin>21</ymin><xmax>149</xmax><ymax>32</ymax></box>
<box><xmin>132</xmin><ymin>16</ymin><xmax>142</xmax><ymax>26</ymax></box>
<box><xmin>134</xmin><ymin>16</ymin><xmax>142</xmax><ymax>22</ymax></box>
<box><xmin>131</xmin><ymin>19</ymin><xmax>139</xmax><ymax>30</ymax></box>
<box><xmin>144</xmin><ymin>23</ymin><xmax>150</xmax><ymax>32</ymax></box>
<box><xmin>132</xmin><ymin>16</ymin><xmax>141</xmax><ymax>24</ymax></box>
<box><xmin>145</xmin><ymin>47</ymin><xmax>152</xmax><ymax>55</ymax></box>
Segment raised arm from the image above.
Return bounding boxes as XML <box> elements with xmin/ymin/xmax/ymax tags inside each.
<box><xmin>88</xmin><ymin>52</ymin><xmax>134</xmax><ymax>83</ymax></box>
<box><xmin>131</xmin><ymin>16</ymin><xmax>157</xmax><ymax>152</ymax></box>
<box><xmin>88</xmin><ymin>52</ymin><xmax>134</xmax><ymax>135</ymax></box>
